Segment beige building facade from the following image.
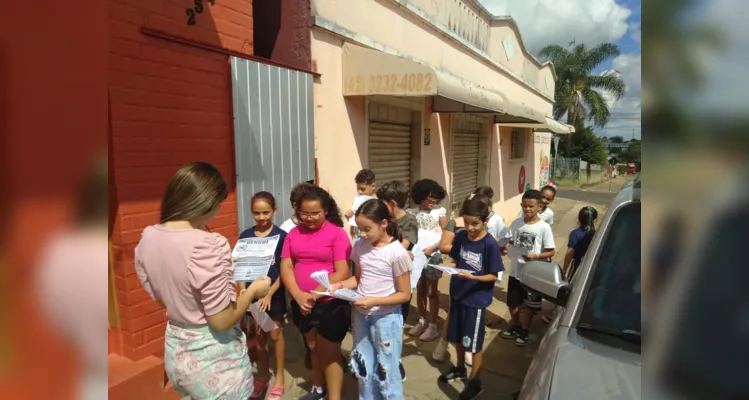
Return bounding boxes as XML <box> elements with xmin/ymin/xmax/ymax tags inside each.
<box><xmin>310</xmin><ymin>0</ymin><xmax>573</xmax><ymax>224</ymax></box>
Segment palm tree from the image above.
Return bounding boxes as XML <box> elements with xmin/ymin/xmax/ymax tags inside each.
<box><xmin>539</xmin><ymin>42</ymin><xmax>627</xmax><ymax>129</ymax></box>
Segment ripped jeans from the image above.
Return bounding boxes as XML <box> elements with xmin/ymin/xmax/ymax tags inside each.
<box><xmin>350</xmin><ymin>309</ymin><xmax>404</xmax><ymax>400</ymax></box>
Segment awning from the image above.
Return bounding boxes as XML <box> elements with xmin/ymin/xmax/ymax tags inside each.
<box><xmin>495</xmin><ymin>116</ymin><xmax>576</xmax><ymax>134</ymax></box>
<box><xmin>342</xmin><ymin>43</ymin><xmax>545</xmax><ymax>124</ymax></box>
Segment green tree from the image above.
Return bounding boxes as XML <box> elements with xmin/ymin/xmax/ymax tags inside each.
<box><xmin>609</xmin><ymin>135</ymin><xmax>624</xmax><ymax>143</ymax></box>
<box><xmin>539</xmin><ymin>42</ymin><xmax>627</xmax><ymax>128</ymax></box>
<box><xmin>619</xmin><ymin>140</ymin><xmax>641</xmax><ymax>170</ymax></box>
<box><xmin>569</xmin><ymin>126</ymin><xmax>608</xmax><ymax>166</ymax></box>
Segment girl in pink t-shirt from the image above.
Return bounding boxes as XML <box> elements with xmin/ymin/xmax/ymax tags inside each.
<box><xmin>331</xmin><ymin>199</ymin><xmax>412</xmax><ymax>400</ymax></box>
<box><xmin>279</xmin><ymin>185</ymin><xmax>352</xmax><ymax>400</ymax></box>
<box><xmin>134</xmin><ymin>162</ymin><xmax>270</xmax><ymax>400</ymax></box>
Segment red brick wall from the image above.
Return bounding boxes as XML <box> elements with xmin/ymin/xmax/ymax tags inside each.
<box><xmin>109</xmin><ymin>0</ymin><xmax>252</xmax><ymax>361</ymax></box>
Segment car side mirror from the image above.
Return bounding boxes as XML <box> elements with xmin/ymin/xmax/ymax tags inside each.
<box><xmin>517</xmin><ymin>261</ymin><xmax>570</xmax><ymax>306</ymax></box>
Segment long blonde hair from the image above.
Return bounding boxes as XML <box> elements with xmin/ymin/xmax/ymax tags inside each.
<box><xmin>160</xmin><ymin>162</ymin><xmax>228</xmax><ymax>223</ymax></box>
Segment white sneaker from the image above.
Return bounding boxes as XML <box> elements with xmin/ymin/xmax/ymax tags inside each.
<box><xmin>409</xmin><ymin>319</ymin><xmax>427</xmax><ymax>337</ymax></box>
<box><xmin>419</xmin><ymin>324</ymin><xmax>440</xmax><ymax>342</ymax></box>
<box><xmin>432</xmin><ymin>338</ymin><xmax>448</xmax><ymax>362</ymax></box>
<box><xmin>465</xmin><ymin>352</ymin><xmax>473</xmax><ymax>366</ymax></box>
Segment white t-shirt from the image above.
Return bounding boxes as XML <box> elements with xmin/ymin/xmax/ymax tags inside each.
<box><xmin>486</xmin><ymin>212</ymin><xmax>511</xmax><ymax>243</ymax></box>
<box><xmin>279</xmin><ymin>217</ymin><xmax>299</xmax><ymax>233</ymax></box>
<box><xmin>350</xmin><ymin>240</ymin><xmax>412</xmax><ymax>315</ymax></box>
<box><xmin>407</xmin><ymin>207</ymin><xmax>446</xmax><ymax>233</ymax></box>
<box><xmin>407</xmin><ymin>207</ymin><xmax>446</xmax><ymax>257</ymax></box>
<box><xmin>507</xmin><ymin>218</ymin><xmax>555</xmax><ymax>278</ymax></box>
<box><xmin>539</xmin><ymin>207</ymin><xmax>554</xmax><ymax>225</ymax></box>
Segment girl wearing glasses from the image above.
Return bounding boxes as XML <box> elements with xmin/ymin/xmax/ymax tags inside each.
<box><xmin>279</xmin><ymin>186</ymin><xmax>352</xmax><ymax>400</ymax></box>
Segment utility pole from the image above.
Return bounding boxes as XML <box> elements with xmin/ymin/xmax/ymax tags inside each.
<box><xmin>631</xmin><ymin>128</ymin><xmax>635</xmax><ymax>141</ymax></box>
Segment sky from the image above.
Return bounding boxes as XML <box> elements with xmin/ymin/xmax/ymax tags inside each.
<box><xmin>478</xmin><ymin>0</ymin><xmax>642</xmax><ymax>139</ymax></box>
<box><xmin>687</xmin><ymin>0</ymin><xmax>749</xmax><ymax>115</ymax></box>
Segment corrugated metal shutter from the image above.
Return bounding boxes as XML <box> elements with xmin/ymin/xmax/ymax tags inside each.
<box><xmin>450</xmin><ymin>115</ymin><xmax>484</xmax><ymax>213</ymax></box>
<box><xmin>231</xmin><ymin>57</ymin><xmax>315</xmax><ymax>230</ymax></box>
<box><xmin>368</xmin><ymin>103</ymin><xmax>413</xmax><ymax>187</ymax></box>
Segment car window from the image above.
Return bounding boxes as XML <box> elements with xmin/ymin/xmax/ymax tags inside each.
<box><xmin>662</xmin><ymin>208</ymin><xmax>749</xmax><ymax>399</ymax></box>
<box><xmin>577</xmin><ymin>202</ymin><xmax>642</xmax><ymax>350</ymax></box>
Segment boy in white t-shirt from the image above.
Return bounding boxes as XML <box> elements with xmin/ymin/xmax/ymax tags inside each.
<box><xmin>501</xmin><ymin>189</ymin><xmax>555</xmax><ymax>346</ymax></box>
<box><xmin>515</xmin><ymin>185</ymin><xmax>557</xmax><ymax>226</ymax></box>
<box><xmin>344</xmin><ymin>169</ymin><xmax>377</xmax><ymax>240</ymax></box>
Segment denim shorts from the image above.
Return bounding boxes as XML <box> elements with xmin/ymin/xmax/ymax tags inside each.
<box><xmin>350</xmin><ymin>309</ymin><xmax>404</xmax><ymax>400</ymax></box>
<box><xmin>422</xmin><ymin>253</ymin><xmax>444</xmax><ymax>280</ymax></box>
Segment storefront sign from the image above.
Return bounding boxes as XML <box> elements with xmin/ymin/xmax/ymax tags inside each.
<box><xmin>539</xmin><ymin>150</ymin><xmax>550</xmax><ymax>187</ymax></box>
<box><xmin>344</xmin><ymin>73</ymin><xmax>434</xmax><ymax>95</ymax></box>
<box><xmin>534</xmin><ymin>132</ymin><xmax>551</xmax><ymax>144</ymax></box>
<box><xmin>518</xmin><ymin>165</ymin><xmax>526</xmax><ymax>194</ymax></box>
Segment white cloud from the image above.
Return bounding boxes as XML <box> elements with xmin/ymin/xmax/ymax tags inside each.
<box><xmin>613</xmin><ymin>52</ymin><xmax>642</xmax><ymax>94</ymax></box>
<box><xmin>597</xmin><ymin>52</ymin><xmax>641</xmax><ymax>138</ymax></box>
<box><xmin>476</xmin><ymin>0</ymin><xmax>640</xmax><ymax>139</ymax></box>
<box><xmin>478</xmin><ymin>0</ymin><xmax>632</xmax><ymax>53</ymax></box>
<box><xmin>629</xmin><ymin>22</ymin><xmax>641</xmax><ymax>43</ymax></box>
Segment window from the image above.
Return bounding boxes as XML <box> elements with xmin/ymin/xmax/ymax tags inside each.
<box><xmin>577</xmin><ymin>202</ymin><xmax>641</xmax><ymax>352</ymax></box>
<box><xmin>510</xmin><ymin>129</ymin><xmax>526</xmax><ymax>160</ymax></box>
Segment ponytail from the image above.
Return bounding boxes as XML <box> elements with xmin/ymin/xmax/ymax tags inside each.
<box><xmin>387</xmin><ymin>217</ymin><xmax>400</xmax><ymax>241</ymax></box>
<box><xmin>578</xmin><ymin>206</ymin><xmax>598</xmax><ymax>236</ymax></box>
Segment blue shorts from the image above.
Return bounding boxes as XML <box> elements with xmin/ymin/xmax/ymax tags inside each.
<box><xmin>447</xmin><ymin>301</ymin><xmax>486</xmax><ymax>353</ymax></box>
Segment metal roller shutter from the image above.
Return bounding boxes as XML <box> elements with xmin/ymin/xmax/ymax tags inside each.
<box><xmin>368</xmin><ymin>103</ymin><xmax>413</xmax><ymax>187</ymax></box>
<box><xmin>450</xmin><ymin>115</ymin><xmax>484</xmax><ymax>213</ymax></box>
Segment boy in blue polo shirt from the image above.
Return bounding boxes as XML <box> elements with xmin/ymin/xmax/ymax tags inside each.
<box><xmin>437</xmin><ymin>198</ymin><xmax>503</xmax><ymax>400</ymax></box>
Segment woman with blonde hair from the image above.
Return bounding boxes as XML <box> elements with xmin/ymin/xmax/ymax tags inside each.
<box><xmin>135</xmin><ymin>162</ymin><xmax>270</xmax><ymax>399</ymax></box>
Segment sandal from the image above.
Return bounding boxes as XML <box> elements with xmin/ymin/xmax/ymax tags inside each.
<box><xmin>266</xmin><ymin>385</ymin><xmax>285</xmax><ymax>400</ymax></box>
<box><xmin>250</xmin><ymin>380</ymin><xmax>268</xmax><ymax>399</ymax></box>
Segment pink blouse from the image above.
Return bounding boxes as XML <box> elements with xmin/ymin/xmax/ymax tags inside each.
<box><xmin>135</xmin><ymin>225</ymin><xmax>237</xmax><ymax>325</ymax></box>
<box><xmin>281</xmin><ymin>222</ymin><xmax>352</xmax><ymax>294</ymax></box>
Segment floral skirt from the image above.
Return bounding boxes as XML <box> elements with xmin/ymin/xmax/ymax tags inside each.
<box><xmin>164</xmin><ymin>320</ymin><xmax>253</xmax><ymax>400</ymax></box>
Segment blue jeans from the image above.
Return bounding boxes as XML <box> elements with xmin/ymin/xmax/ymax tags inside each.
<box><xmin>349</xmin><ymin>309</ymin><xmax>404</xmax><ymax>400</ymax></box>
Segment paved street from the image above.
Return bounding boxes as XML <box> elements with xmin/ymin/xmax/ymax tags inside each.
<box><xmin>268</xmin><ymin>180</ymin><xmax>625</xmax><ymax>399</ymax></box>
<box><xmin>556</xmin><ymin>176</ymin><xmax>630</xmax><ymax>204</ymax></box>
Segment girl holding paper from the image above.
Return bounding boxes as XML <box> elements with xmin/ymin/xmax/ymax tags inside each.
<box><xmin>279</xmin><ymin>186</ymin><xmax>352</xmax><ymax>400</ymax></box>
<box><xmin>407</xmin><ymin>179</ymin><xmax>448</xmax><ymax>343</ymax></box>
<box><xmin>331</xmin><ymin>199</ymin><xmax>411</xmax><ymax>400</ymax></box>
<box><xmin>134</xmin><ymin>162</ymin><xmax>270</xmax><ymax>400</ymax></box>
<box><xmin>237</xmin><ymin>191</ymin><xmax>288</xmax><ymax>400</ymax></box>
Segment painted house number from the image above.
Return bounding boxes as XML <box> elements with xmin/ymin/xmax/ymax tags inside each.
<box><xmin>187</xmin><ymin>0</ymin><xmax>215</xmax><ymax>26</ymax></box>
